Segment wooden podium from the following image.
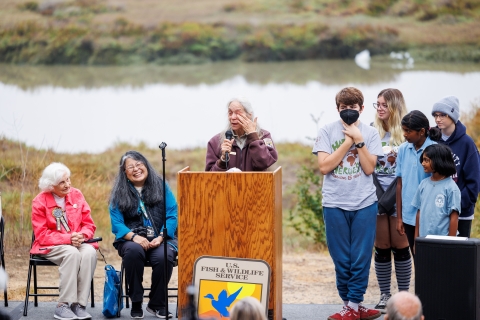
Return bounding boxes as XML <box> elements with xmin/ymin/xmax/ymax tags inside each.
<box><xmin>177</xmin><ymin>167</ymin><xmax>283</xmax><ymax>319</ymax></box>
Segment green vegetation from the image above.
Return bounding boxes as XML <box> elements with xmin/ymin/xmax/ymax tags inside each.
<box><xmin>0</xmin><ymin>20</ymin><xmax>402</xmax><ymax>65</ymax></box>
<box><xmin>0</xmin><ymin>0</ymin><xmax>479</xmax><ymax>64</ymax></box>
<box><xmin>288</xmin><ymin>165</ymin><xmax>326</xmax><ymax>245</ymax></box>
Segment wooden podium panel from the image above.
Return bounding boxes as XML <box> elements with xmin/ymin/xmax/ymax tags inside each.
<box><xmin>177</xmin><ymin>167</ymin><xmax>282</xmax><ymax>319</ymax></box>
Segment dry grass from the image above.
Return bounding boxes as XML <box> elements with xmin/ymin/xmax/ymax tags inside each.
<box><xmin>1</xmin><ymin>0</ymin><xmax>480</xmax><ymax>47</ymax></box>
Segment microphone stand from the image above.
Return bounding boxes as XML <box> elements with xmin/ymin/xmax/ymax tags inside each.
<box><xmin>159</xmin><ymin>142</ymin><xmax>169</xmax><ymax>317</ymax></box>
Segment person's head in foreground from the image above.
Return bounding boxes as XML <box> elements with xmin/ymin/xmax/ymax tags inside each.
<box><xmin>385</xmin><ymin>291</ymin><xmax>424</xmax><ymax>320</ymax></box>
<box><xmin>229</xmin><ymin>297</ymin><xmax>267</xmax><ymax>320</ymax></box>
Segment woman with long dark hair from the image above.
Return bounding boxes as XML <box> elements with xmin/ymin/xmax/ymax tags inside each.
<box><xmin>109</xmin><ymin>151</ymin><xmax>178</xmax><ymax>319</ymax></box>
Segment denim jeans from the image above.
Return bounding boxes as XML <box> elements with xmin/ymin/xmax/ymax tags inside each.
<box><xmin>324</xmin><ymin>202</ymin><xmax>377</xmax><ymax>303</ymax></box>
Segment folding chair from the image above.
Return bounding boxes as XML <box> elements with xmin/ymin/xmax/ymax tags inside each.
<box><xmin>117</xmin><ymin>253</ymin><xmax>179</xmax><ymax>317</ymax></box>
<box><xmin>0</xmin><ymin>216</ymin><xmax>7</xmax><ymax>307</ymax></box>
<box><xmin>23</xmin><ymin>233</ymin><xmax>95</xmax><ymax>316</ymax></box>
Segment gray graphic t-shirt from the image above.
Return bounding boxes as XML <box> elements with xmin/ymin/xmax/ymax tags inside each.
<box><xmin>375</xmin><ymin>132</ymin><xmax>400</xmax><ymax>189</ymax></box>
<box><xmin>312</xmin><ymin>120</ymin><xmax>384</xmax><ymax>211</ymax></box>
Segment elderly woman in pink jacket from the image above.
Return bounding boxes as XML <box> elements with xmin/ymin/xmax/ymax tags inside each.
<box><xmin>31</xmin><ymin>162</ymin><xmax>98</xmax><ymax>320</ymax></box>
<box><xmin>205</xmin><ymin>97</ymin><xmax>278</xmax><ymax>171</ymax></box>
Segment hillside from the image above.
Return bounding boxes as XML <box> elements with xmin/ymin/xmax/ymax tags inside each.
<box><xmin>1</xmin><ymin>0</ymin><xmax>479</xmax><ymax>64</ymax></box>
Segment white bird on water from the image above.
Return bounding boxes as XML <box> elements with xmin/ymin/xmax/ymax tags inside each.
<box><xmin>355</xmin><ymin>49</ymin><xmax>370</xmax><ymax>70</ymax></box>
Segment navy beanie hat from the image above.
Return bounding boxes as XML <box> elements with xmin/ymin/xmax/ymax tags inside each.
<box><xmin>431</xmin><ymin>96</ymin><xmax>460</xmax><ymax>123</ymax></box>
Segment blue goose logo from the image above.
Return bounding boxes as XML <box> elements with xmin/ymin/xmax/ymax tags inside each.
<box><xmin>204</xmin><ymin>287</ymin><xmax>243</xmax><ymax>317</ymax></box>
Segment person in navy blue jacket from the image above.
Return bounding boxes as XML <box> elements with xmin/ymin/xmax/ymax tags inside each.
<box><xmin>431</xmin><ymin>96</ymin><xmax>480</xmax><ymax>237</ymax></box>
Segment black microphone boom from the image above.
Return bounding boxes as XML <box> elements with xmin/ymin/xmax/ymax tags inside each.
<box><xmin>225</xmin><ymin>130</ymin><xmax>233</xmax><ymax>169</ymax></box>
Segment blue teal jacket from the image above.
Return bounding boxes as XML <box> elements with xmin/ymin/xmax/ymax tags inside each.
<box><xmin>109</xmin><ymin>183</ymin><xmax>178</xmax><ymax>245</ymax></box>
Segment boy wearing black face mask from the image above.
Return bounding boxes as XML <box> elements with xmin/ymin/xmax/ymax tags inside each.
<box><xmin>312</xmin><ymin>87</ymin><xmax>384</xmax><ymax>320</ymax></box>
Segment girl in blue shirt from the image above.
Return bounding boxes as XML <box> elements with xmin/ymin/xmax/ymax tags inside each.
<box><xmin>412</xmin><ymin>144</ymin><xmax>460</xmax><ymax>239</ymax></box>
<box><xmin>395</xmin><ymin>110</ymin><xmax>441</xmax><ymax>255</ymax></box>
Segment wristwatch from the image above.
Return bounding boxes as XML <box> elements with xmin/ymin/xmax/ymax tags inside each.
<box><xmin>355</xmin><ymin>142</ymin><xmax>365</xmax><ymax>148</ymax></box>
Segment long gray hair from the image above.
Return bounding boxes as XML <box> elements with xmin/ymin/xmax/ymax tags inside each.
<box><xmin>218</xmin><ymin>97</ymin><xmax>263</xmax><ymax>147</ymax></box>
<box><xmin>108</xmin><ymin>150</ymin><xmax>163</xmax><ymax>216</ymax></box>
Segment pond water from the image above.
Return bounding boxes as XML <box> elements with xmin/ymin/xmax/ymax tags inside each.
<box><xmin>1</xmin><ymin>60</ymin><xmax>479</xmax><ymax>153</ymax></box>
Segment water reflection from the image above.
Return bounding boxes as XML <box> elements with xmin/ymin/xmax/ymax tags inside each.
<box><xmin>1</xmin><ymin>61</ymin><xmax>480</xmax><ymax>153</ymax></box>
<box><xmin>2</xmin><ymin>60</ymin><xmax>480</xmax><ymax>89</ymax></box>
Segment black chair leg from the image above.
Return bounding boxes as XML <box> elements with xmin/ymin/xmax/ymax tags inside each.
<box><xmin>90</xmin><ymin>278</ymin><xmax>95</xmax><ymax>308</ymax></box>
<box><xmin>122</xmin><ymin>263</ymin><xmax>130</xmax><ymax>309</ymax></box>
<box><xmin>33</xmin><ymin>265</ymin><xmax>38</xmax><ymax>307</ymax></box>
<box><xmin>1</xmin><ymin>255</ymin><xmax>7</xmax><ymax>307</ymax></box>
<box><xmin>23</xmin><ymin>263</ymin><xmax>33</xmax><ymax>316</ymax></box>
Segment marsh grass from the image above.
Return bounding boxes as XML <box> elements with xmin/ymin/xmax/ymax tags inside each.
<box><xmin>1</xmin><ymin>0</ymin><xmax>480</xmax><ymax>64</ymax></box>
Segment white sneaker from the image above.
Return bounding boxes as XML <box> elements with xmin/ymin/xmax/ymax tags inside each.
<box><xmin>54</xmin><ymin>304</ymin><xmax>77</xmax><ymax>320</ymax></box>
<box><xmin>70</xmin><ymin>303</ymin><xmax>92</xmax><ymax>319</ymax></box>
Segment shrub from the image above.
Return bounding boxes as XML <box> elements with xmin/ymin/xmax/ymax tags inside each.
<box><xmin>288</xmin><ymin>165</ymin><xmax>326</xmax><ymax>246</ymax></box>
<box><xmin>367</xmin><ymin>0</ymin><xmax>398</xmax><ymax>15</ymax></box>
<box><xmin>18</xmin><ymin>1</ymin><xmax>39</xmax><ymax>11</ymax></box>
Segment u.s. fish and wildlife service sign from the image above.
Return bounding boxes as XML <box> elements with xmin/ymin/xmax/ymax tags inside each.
<box><xmin>193</xmin><ymin>256</ymin><xmax>271</xmax><ymax>320</ymax></box>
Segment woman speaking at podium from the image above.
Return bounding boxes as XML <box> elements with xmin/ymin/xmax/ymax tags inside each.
<box><xmin>205</xmin><ymin>98</ymin><xmax>278</xmax><ymax>171</ymax></box>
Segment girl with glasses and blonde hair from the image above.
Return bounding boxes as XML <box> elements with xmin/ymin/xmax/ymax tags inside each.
<box><xmin>371</xmin><ymin>89</ymin><xmax>411</xmax><ymax>313</ymax></box>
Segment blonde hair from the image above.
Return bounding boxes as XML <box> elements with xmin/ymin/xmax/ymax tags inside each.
<box><xmin>373</xmin><ymin>88</ymin><xmax>407</xmax><ymax>146</ymax></box>
<box><xmin>230</xmin><ymin>297</ymin><xmax>266</xmax><ymax>320</ymax></box>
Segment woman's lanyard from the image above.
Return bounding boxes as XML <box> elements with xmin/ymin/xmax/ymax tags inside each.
<box><xmin>137</xmin><ymin>196</ymin><xmax>157</xmax><ymax>238</ymax></box>
<box><xmin>138</xmin><ymin>198</ymin><xmax>149</xmax><ymax>220</ymax></box>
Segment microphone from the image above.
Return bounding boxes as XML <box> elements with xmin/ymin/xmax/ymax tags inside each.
<box><xmin>225</xmin><ymin>130</ymin><xmax>233</xmax><ymax>165</ymax></box>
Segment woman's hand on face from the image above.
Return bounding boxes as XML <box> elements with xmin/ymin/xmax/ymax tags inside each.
<box><xmin>149</xmin><ymin>235</ymin><xmax>164</xmax><ymax>249</ymax></box>
<box><xmin>133</xmin><ymin>235</ymin><xmax>150</xmax><ymax>251</ymax></box>
<box><xmin>237</xmin><ymin>114</ymin><xmax>257</xmax><ymax>135</ymax></box>
<box><xmin>221</xmin><ymin>139</ymin><xmax>233</xmax><ymax>159</ymax></box>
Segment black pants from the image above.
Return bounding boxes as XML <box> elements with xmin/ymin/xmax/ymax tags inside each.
<box><xmin>403</xmin><ymin>222</ymin><xmax>416</xmax><ymax>257</ymax></box>
<box><xmin>458</xmin><ymin>220</ymin><xmax>472</xmax><ymax>238</ymax></box>
<box><xmin>117</xmin><ymin>241</ymin><xmax>175</xmax><ymax>309</ymax></box>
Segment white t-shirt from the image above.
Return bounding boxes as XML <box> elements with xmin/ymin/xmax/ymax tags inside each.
<box><xmin>312</xmin><ymin>120</ymin><xmax>384</xmax><ymax>211</ymax></box>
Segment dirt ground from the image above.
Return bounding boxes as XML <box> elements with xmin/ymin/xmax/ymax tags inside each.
<box><xmin>2</xmin><ymin>248</ymin><xmax>414</xmax><ymax>306</ymax></box>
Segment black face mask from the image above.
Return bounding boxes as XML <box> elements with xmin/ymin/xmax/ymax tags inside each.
<box><xmin>340</xmin><ymin>109</ymin><xmax>360</xmax><ymax>125</ymax></box>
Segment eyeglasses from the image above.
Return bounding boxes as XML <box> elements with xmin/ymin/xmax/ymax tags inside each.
<box><xmin>433</xmin><ymin>113</ymin><xmax>448</xmax><ymax>119</ymax></box>
<box><xmin>373</xmin><ymin>103</ymin><xmax>388</xmax><ymax>110</ymax></box>
<box><xmin>125</xmin><ymin>161</ymin><xmax>144</xmax><ymax>172</ymax></box>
